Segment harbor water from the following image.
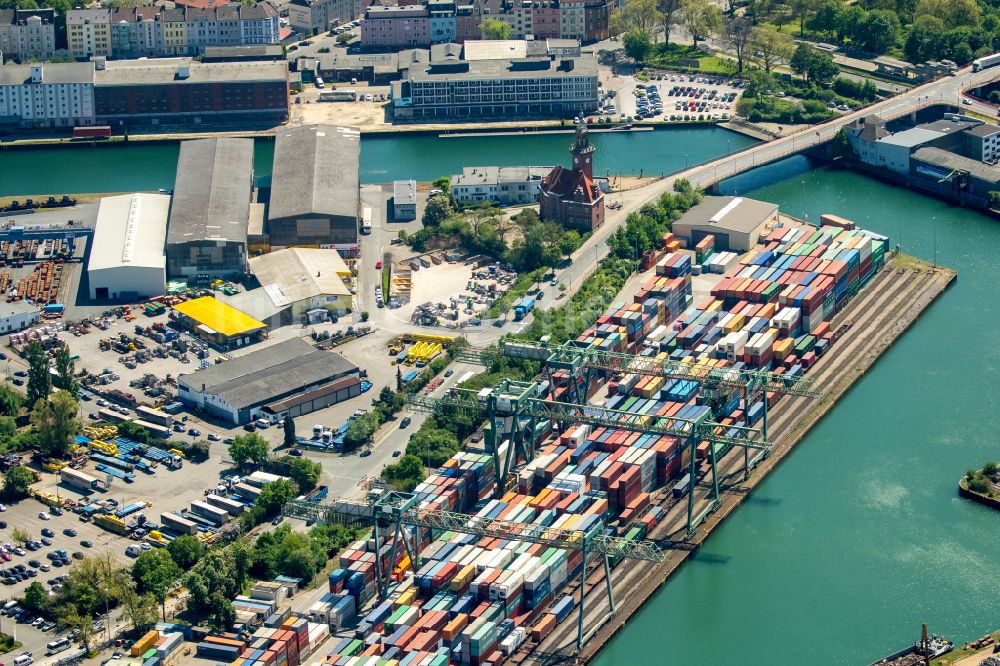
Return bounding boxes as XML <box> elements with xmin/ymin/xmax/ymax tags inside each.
<box><xmin>0</xmin><ymin>126</ymin><xmax>755</xmax><ymax>196</ymax></box>
<box><xmin>2</xmin><ymin>132</ymin><xmax>1000</xmax><ymax>663</ymax></box>
<box><xmin>595</xmin><ymin>157</ymin><xmax>1000</xmax><ymax>665</ymax></box>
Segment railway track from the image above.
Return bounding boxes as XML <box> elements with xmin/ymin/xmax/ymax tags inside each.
<box><xmin>518</xmin><ymin>261</ymin><xmax>953</xmax><ymax>665</ymax></box>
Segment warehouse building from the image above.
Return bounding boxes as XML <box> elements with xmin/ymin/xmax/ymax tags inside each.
<box><xmin>267</xmin><ymin>124</ymin><xmax>360</xmax><ymax>254</ymax></box>
<box><xmin>392</xmin><ymin>180</ymin><xmax>417</xmax><ymax>221</ymax></box>
<box><xmin>672</xmin><ymin>196</ymin><xmax>778</xmax><ymax>253</ymax></box>
<box><xmin>88</xmin><ymin>193</ymin><xmax>170</xmax><ymax>301</ymax></box>
<box><xmin>167</xmin><ymin>138</ymin><xmax>254</xmax><ymax>280</ymax></box>
<box><xmin>0</xmin><ymin>301</ymin><xmax>40</xmax><ymax>333</ymax></box>
<box><xmin>172</xmin><ymin>295</ymin><xmax>267</xmax><ymax>349</ymax></box>
<box><xmin>176</xmin><ymin>337</ymin><xmax>360</xmax><ymax>424</ymax></box>
<box><xmin>247</xmin><ymin>247</ymin><xmax>353</xmax><ymax>319</ymax></box>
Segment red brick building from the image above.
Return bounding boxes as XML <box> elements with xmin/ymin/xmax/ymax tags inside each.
<box><xmin>539</xmin><ymin>125</ymin><xmax>605</xmax><ymax>231</ymax></box>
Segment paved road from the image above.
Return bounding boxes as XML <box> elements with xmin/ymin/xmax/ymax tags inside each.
<box><xmin>550</xmin><ymin>66</ymin><xmax>1000</xmax><ymax>303</ymax></box>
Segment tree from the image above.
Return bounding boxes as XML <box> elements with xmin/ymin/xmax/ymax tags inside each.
<box><xmin>808</xmin><ymin>52</ymin><xmax>838</xmax><ymax>84</ymax></box>
<box><xmin>790</xmin><ymin>42</ymin><xmax>815</xmax><ymax>76</ymax></box>
<box><xmin>396</xmin><ymin>367</ymin><xmax>403</xmax><ymax>391</ymax></box>
<box><xmin>283</xmin><ymin>416</ymin><xmax>296</xmax><ymax>448</ymax></box>
<box><xmin>52</xmin><ymin>345</ymin><xmax>78</xmax><ymax>395</ymax></box>
<box><xmin>422</xmin><ymin>195</ymin><xmax>452</xmax><ymax>227</ymax></box>
<box><xmin>836</xmin><ymin>4</ymin><xmax>865</xmax><ymax>42</ymax></box>
<box><xmin>10</xmin><ymin>527</ymin><xmax>30</xmax><ymax>547</ymax></box>
<box><xmin>905</xmin><ymin>19</ymin><xmax>944</xmax><ymax>62</ymax></box>
<box><xmin>3</xmin><ymin>465</ymin><xmax>34</xmax><ymax>500</ymax></box>
<box><xmin>558</xmin><ymin>230</ymin><xmax>583</xmax><ymax>257</ymax></box>
<box><xmin>723</xmin><ymin>16</ymin><xmax>755</xmax><ymax>76</ymax></box>
<box><xmin>0</xmin><ymin>416</ymin><xmax>15</xmax><ymax>441</ymax></box>
<box><xmin>623</xmin><ymin>30</ymin><xmax>652</xmax><ymax>61</ymax></box>
<box><xmin>610</xmin><ymin>0</ymin><xmax>662</xmax><ymax>38</ymax></box>
<box><xmin>752</xmin><ymin>26</ymin><xmax>794</xmax><ymax>73</ymax></box>
<box><xmin>22</xmin><ymin>581</ymin><xmax>50</xmax><ymax>615</ymax></box>
<box><xmin>228</xmin><ymin>433</ymin><xmax>269</xmax><ymax>467</ymax></box>
<box><xmin>185</xmin><ymin>572</ymin><xmax>210</xmax><ymax>621</ymax></box>
<box><xmin>208</xmin><ymin>593</ymin><xmax>236</xmax><ymax>631</ymax></box>
<box><xmin>25</xmin><ymin>340</ymin><xmax>51</xmax><ymax>406</ymax></box>
<box><xmin>288</xmin><ymin>456</ymin><xmax>322</xmax><ymax>492</ymax></box>
<box><xmin>381</xmin><ymin>454</ymin><xmax>425</xmax><ymax>492</ymax></box>
<box><xmin>480</xmin><ymin>17</ymin><xmax>511</xmax><ymax>39</ymax></box>
<box><xmin>808</xmin><ymin>0</ymin><xmax>843</xmax><ymax>39</ymax></box>
<box><xmin>166</xmin><ymin>535</ymin><xmax>204</xmax><ymax>570</ymax></box>
<box><xmin>855</xmin><ymin>9</ymin><xmax>898</xmax><ymax>53</ymax></box>
<box><xmin>0</xmin><ymin>385</ymin><xmax>23</xmax><ymax>417</ymax></box>
<box><xmin>30</xmin><ymin>392</ymin><xmax>79</xmax><ymax>458</ymax></box>
<box><xmin>344</xmin><ymin>412</ymin><xmax>381</xmax><ymax>450</ymax></box>
<box><xmin>788</xmin><ymin>0</ymin><xmax>816</xmax><ymax>35</ymax></box>
<box><xmin>659</xmin><ymin>0</ymin><xmax>681</xmax><ymax>44</ymax></box>
<box><xmin>253</xmin><ymin>479</ymin><xmax>296</xmax><ymax>519</ymax></box>
<box><xmin>431</xmin><ymin>176</ymin><xmax>451</xmax><ymax>198</ymax></box>
<box><xmin>58</xmin><ymin>607</ymin><xmax>95</xmax><ymax>653</ymax></box>
<box><xmin>915</xmin><ymin>0</ymin><xmax>979</xmax><ymax>30</ymax></box>
<box><xmin>678</xmin><ymin>0</ymin><xmax>722</xmax><ymax>45</ymax></box>
<box><xmin>132</xmin><ymin>549</ymin><xmax>182</xmax><ymax>620</ymax></box>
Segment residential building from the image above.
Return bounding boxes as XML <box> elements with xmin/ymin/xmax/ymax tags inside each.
<box><xmin>268</xmin><ymin>124</ymin><xmax>361</xmax><ymax>252</ymax></box>
<box><xmin>88</xmin><ymin>193</ymin><xmax>170</xmax><ymax>301</ymax></box>
<box><xmin>962</xmin><ymin>123</ymin><xmax>1000</xmax><ymax>163</ymax></box>
<box><xmin>392</xmin><ymin>39</ymin><xmax>598</xmax><ymax>120</ymax></box>
<box><xmin>288</xmin><ymin>0</ymin><xmax>367</xmax><ymax>36</ymax></box>
<box><xmin>451</xmin><ymin>165</ymin><xmax>552</xmax><ymax>205</ymax></box>
<box><xmin>844</xmin><ymin>115</ymin><xmax>888</xmax><ymax>165</ymax></box>
<box><xmin>0</xmin><ymin>301</ymin><xmax>40</xmax><ymax>334</ymax></box>
<box><xmin>68</xmin><ymin>4</ymin><xmax>278</xmax><ymax>59</ymax></box>
<box><xmin>428</xmin><ymin>0</ymin><xmax>456</xmax><ymax>42</ymax></box>
<box><xmin>362</xmin><ymin>6</ymin><xmax>429</xmax><ymax>48</ymax></box>
<box><xmin>558</xmin><ymin>0</ymin><xmax>585</xmax><ymax>41</ymax></box>
<box><xmin>177</xmin><ymin>337</ymin><xmax>360</xmax><ymax>424</ymax></box>
<box><xmin>393</xmin><ymin>179</ymin><xmax>417</xmax><ymax>220</ymax></box>
<box><xmin>538</xmin><ymin>124</ymin><xmax>604</xmax><ymax>231</ymax></box>
<box><xmin>0</xmin><ymin>62</ymin><xmax>96</xmax><ymax>129</ymax></box>
<box><xmin>94</xmin><ymin>57</ymin><xmax>289</xmax><ymax>129</ymax></box>
<box><xmin>582</xmin><ymin>0</ymin><xmax>610</xmax><ymax>41</ymax></box>
<box><xmin>67</xmin><ymin>8</ymin><xmax>112</xmax><ymax>59</ymax></box>
<box><xmin>0</xmin><ymin>8</ymin><xmax>56</xmax><ymax>61</ymax></box>
<box><xmin>167</xmin><ymin>138</ymin><xmax>254</xmax><ymax>279</ymax></box>
<box><xmin>672</xmin><ymin>195</ymin><xmax>779</xmax><ymax>252</ymax></box>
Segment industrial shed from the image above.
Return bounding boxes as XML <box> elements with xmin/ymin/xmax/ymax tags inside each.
<box><xmin>176</xmin><ymin>337</ymin><xmax>360</xmax><ymax>424</ymax></box>
<box><xmin>671</xmin><ymin>196</ymin><xmax>778</xmax><ymax>253</ymax></box>
<box><xmin>247</xmin><ymin>247</ymin><xmax>353</xmax><ymax>319</ymax></box>
<box><xmin>267</xmin><ymin>124</ymin><xmax>360</xmax><ymax>254</ymax></box>
<box><xmin>172</xmin><ymin>295</ymin><xmax>267</xmax><ymax>349</ymax></box>
<box><xmin>166</xmin><ymin>138</ymin><xmax>254</xmax><ymax>280</ymax></box>
<box><xmin>87</xmin><ymin>193</ymin><xmax>169</xmax><ymax>301</ymax></box>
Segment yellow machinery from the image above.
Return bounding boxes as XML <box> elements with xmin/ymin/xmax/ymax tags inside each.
<box><xmin>88</xmin><ymin>439</ymin><xmax>119</xmax><ymax>457</ymax></box>
<box><xmin>42</xmin><ymin>460</ymin><xmax>66</xmax><ymax>472</ymax></box>
<box><xmin>31</xmin><ymin>490</ymin><xmax>63</xmax><ymax>507</ymax></box>
<box><xmin>94</xmin><ymin>514</ymin><xmax>130</xmax><ymax>535</ymax></box>
<box><xmin>407</xmin><ymin>341</ymin><xmax>443</xmax><ymax>364</ymax></box>
<box><xmin>83</xmin><ymin>425</ymin><xmax>118</xmax><ymax>440</ymax></box>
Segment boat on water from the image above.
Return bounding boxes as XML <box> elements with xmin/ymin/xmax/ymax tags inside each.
<box><xmin>869</xmin><ymin>625</ymin><xmax>953</xmax><ymax>666</ymax></box>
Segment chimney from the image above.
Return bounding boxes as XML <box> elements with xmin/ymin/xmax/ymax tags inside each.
<box><xmin>30</xmin><ymin>64</ymin><xmax>43</xmax><ymax>83</ymax></box>
<box><xmin>177</xmin><ymin>65</ymin><xmax>190</xmax><ymax>79</ymax></box>
<box><xmin>91</xmin><ymin>55</ymin><xmax>106</xmax><ymax>70</ymax></box>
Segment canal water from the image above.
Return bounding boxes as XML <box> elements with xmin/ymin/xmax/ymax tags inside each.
<box><xmin>3</xmin><ymin>130</ymin><xmax>1000</xmax><ymax>663</ymax></box>
<box><xmin>0</xmin><ymin>126</ymin><xmax>755</xmax><ymax>196</ymax></box>
<box><xmin>595</xmin><ymin>157</ymin><xmax>1000</xmax><ymax>666</ymax></box>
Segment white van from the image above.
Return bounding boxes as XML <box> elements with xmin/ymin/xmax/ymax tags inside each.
<box><xmin>255</xmin><ymin>418</ymin><xmax>270</xmax><ymax>429</ymax></box>
<box><xmin>13</xmin><ymin>654</ymin><xmax>33</xmax><ymax>665</ymax></box>
<box><xmin>46</xmin><ymin>637</ymin><xmax>71</xmax><ymax>655</ymax></box>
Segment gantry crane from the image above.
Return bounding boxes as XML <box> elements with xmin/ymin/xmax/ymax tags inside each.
<box><xmin>283</xmin><ymin>486</ymin><xmax>665</xmax><ymax>653</ymax></box>
<box><xmin>446</xmin><ymin>338</ymin><xmax>820</xmax><ymax>535</ymax></box>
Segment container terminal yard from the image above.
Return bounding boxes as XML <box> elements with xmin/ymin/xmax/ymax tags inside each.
<box><xmin>280</xmin><ymin>216</ymin><xmax>956</xmax><ymax>666</ymax></box>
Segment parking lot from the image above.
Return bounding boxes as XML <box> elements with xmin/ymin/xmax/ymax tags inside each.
<box><xmin>603</xmin><ymin>73</ymin><xmax>745</xmax><ymax>123</ymax></box>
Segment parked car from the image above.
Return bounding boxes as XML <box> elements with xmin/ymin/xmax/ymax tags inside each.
<box><xmin>207</xmin><ymin>433</ymin><xmax>220</xmax><ymax>441</ymax></box>
<box><xmin>62</xmin><ymin>529</ymin><xmax>76</xmax><ymax>537</ymax></box>
<box><xmin>399</xmin><ymin>416</ymin><xmax>412</xmax><ymax>429</ymax></box>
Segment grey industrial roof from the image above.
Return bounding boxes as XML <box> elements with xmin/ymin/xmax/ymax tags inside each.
<box><xmin>94</xmin><ymin>58</ymin><xmax>287</xmax><ymax>86</ymax></box>
<box><xmin>268</xmin><ymin>124</ymin><xmax>360</xmax><ymax>222</ymax></box>
<box><xmin>202</xmin><ymin>45</ymin><xmax>284</xmax><ymax>59</ymax></box>
<box><xmin>221</xmin><ymin>287</ymin><xmax>286</xmax><ymax>322</ymax></box>
<box><xmin>393</xmin><ymin>180</ymin><xmax>416</xmax><ymax>205</ymax></box>
<box><xmin>911</xmin><ymin>147</ymin><xmax>1000</xmax><ymax>184</ymax></box>
<box><xmin>878</xmin><ymin>127</ymin><xmax>945</xmax><ymax>149</ymax></box>
<box><xmin>169</xmin><ymin>138</ymin><xmax>254</xmax><ymax>246</ymax></box>
<box><xmin>674</xmin><ymin>195</ymin><xmax>777</xmax><ymax>234</ymax></box>
<box><xmin>88</xmin><ymin>193</ymin><xmax>170</xmax><ymax>272</ymax></box>
<box><xmin>178</xmin><ymin>337</ymin><xmax>357</xmax><ymax>409</ymax></box>
<box><xmin>918</xmin><ymin>119</ymin><xmax>977</xmax><ymax>134</ymax></box>
<box><xmin>0</xmin><ymin>300</ymin><xmax>39</xmax><ymax>318</ymax></box>
<box><xmin>462</xmin><ymin>40</ymin><xmax>527</xmax><ymax>61</ymax></box>
<box><xmin>452</xmin><ymin>165</ymin><xmax>551</xmax><ymax>186</ymax></box>
<box><xmin>0</xmin><ymin>62</ymin><xmax>94</xmax><ymax>85</ymax></box>
<box><xmin>407</xmin><ymin>53</ymin><xmax>598</xmax><ymax>83</ymax></box>
<box><xmin>248</xmin><ymin>248</ymin><xmax>351</xmax><ymax>305</ymax></box>
<box><xmin>965</xmin><ymin>123</ymin><xmax>1000</xmax><ymax>138</ymax></box>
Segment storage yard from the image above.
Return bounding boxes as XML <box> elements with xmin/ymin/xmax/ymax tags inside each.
<box><xmin>264</xmin><ymin>216</ymin><xmax>955</xmax><ymax>666</ymax></box>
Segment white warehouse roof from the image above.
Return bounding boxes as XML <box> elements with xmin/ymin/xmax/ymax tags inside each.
<box><xmin>88</xmin><ymin>193</ymin><xmax>170</xmax><ymax>273</ymax></box>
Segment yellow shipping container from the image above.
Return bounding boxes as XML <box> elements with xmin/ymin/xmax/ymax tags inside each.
<box><xmin>705</xmin><ymin>299</ymin><xmax>723</xmax><ymax>312</ymax></box>
<box><xmin>724</xmin><ymin>313</ymin><xmax>745</xmax><ymax>333</ymax></box>
<box><xmin>131</xmin><ymin>630</ymin><xmax>159</xmax><ymax>656</ymax></box>
<box><xmin>773</xmin><ymin>338</ymin><xmax>794</xmax><ymax>359</ymax></box>
<box><xmin>394</xmin><ymin>586</ymin><xmax>418</xmax><ymax>609</ymax></box>
<box><xmin>641</xmin><ymin>376</ymin><xmax>664</xmax><ymax>398</ymax></box>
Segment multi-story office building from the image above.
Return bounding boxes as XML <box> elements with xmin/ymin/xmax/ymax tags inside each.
<box><xmin>67</xmin><ymin>8</ymin><xmax>112</xmax><ymax>59</ymax></box>
<box><xmin>68</xmin><ymin>4</ymin><xmax>278</xmax><ymax>59</ymax></box>
<box><xmin>0</xmin><ymin>8</ymin><xmax>56</xmax><ymax>61</ymax></box>
<box><xmin>288</xmin><ymin>0</ymin><xmax>367</xmax><ymax>36</ymax></box>
<box><xmin>391</xmin><ymin>39</ymin><xmax>598</xmax><ymax>120</ymax></box>
<box><xmin>0</xmin><ymin>62</ymin><xmax>96</xmax><ymax>128</ymax></box>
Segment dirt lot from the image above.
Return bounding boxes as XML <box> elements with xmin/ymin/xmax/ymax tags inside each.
<box><xmin>290</xmin><ymin>83</ymin><xmax>393</xmax><ymax>128</ymax></box>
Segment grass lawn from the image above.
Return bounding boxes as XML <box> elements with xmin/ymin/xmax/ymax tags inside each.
<box><xmin>642</xmin><ymin>43</ymin><xmax>739</xmax><ymax>76</ymax></box>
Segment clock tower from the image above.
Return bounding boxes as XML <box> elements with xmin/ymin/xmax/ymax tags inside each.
<box><xmin>570</xmin><ymin>124</ymin><xmax>595</xmax><ymax>179</ymax></box>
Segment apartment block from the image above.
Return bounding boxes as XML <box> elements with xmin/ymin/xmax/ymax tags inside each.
<box><xmin>67</xmin><ymin>8</ymin><xmax>112</xmax><ymax>59</ymax></box>
<box><xmin>362</xmin><ymin>6</ymin><xmax>429</xmax><ymax>48</ymax></box>
<box><xmin>0</xmin><ymin>8</ymin><xmax>57</xmax><ymax>61</ymax></box>
<box><xmin>288</xmin><ymin>0</ymin><xmax>367</xmax><ymax>36</ymax></box>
